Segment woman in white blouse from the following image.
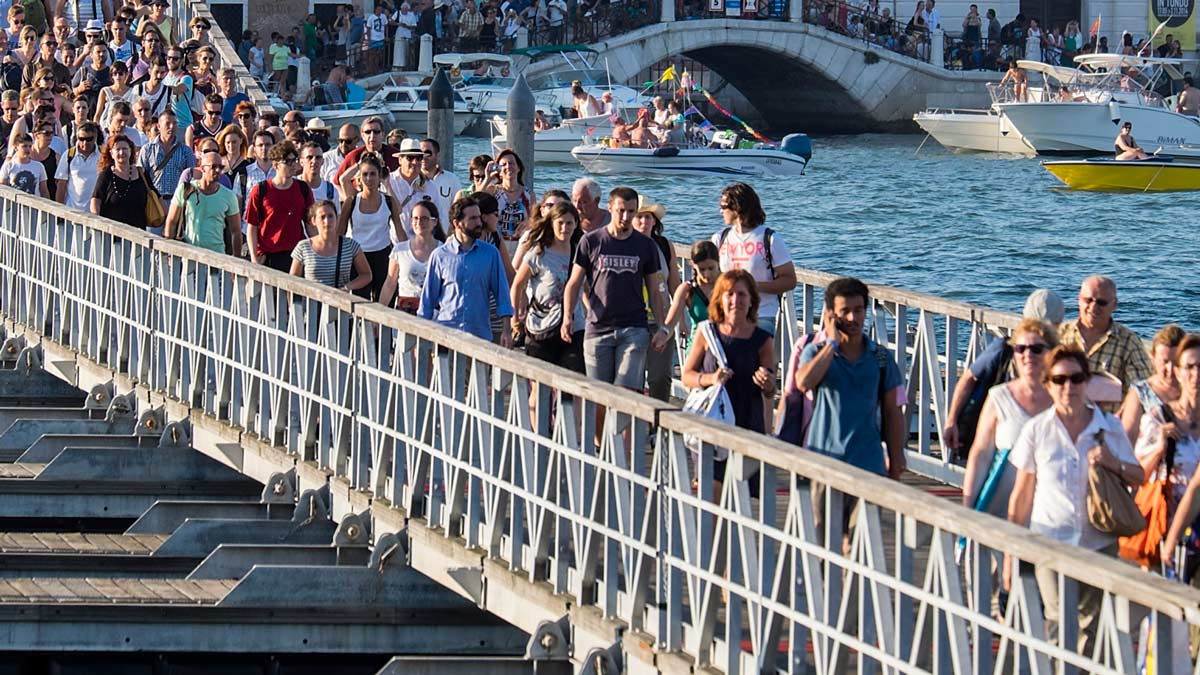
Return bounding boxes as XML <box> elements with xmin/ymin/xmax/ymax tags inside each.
<box><xmin>1005</xmin><ymin>345</ymin><xmax>1143</xmax><ymax>656</ymax></box>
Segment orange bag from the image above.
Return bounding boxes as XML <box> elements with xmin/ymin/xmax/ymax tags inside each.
<box><xmin>1119</xmin><ymin>477</ymin><xmax>1171</xmax><ymax>568</ymax></box>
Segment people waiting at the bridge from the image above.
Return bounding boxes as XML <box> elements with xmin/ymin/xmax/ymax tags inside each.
<box><xmin>793</xmin><ymin>276</ymin><xmax>907</xmax><ymax>479</ymax></box>
<box><xmin>91</xmin><ymin>134</ymin><xmax>154</xmax><ymax>230</ymax></box>
<box><xmin>1058</xmin><ymin>275</ymin><xmax>1152</xmax><ymax>406</ymax></box>
<box><xmin>418</xmin><ymin>194</ymin><xmax>513</xmax><ymax>345</ymax></box>
<box><xmin>1005</xmin><ymin>345</ymin><xmax>1143</xmax><ymax>656</ymax></box>
<box><xmin>633</xmin><ymin>195</ymin><xmax>679</xmax><ymax>402</ymax></box>
<box><xmin>56</xmin><ymin>120</ymin><xmax>100</xmax><ymax>210</ymax></box>
<box><xmin>299</xmin><ymin>140</ymin><xmax>338</xmax><ymax>214</ymax></box>
<box><xmin>137</xmin><ymin>110</ymin><xmax>195</xmax><ymax>232</ymax></box>
<box><xmin>386</xmin><ymin>138</ymin><xmax>435</xmax><ymax>237</ymax></box>
<box><xmin>711</xmin><ymin>182</ymin><xmax>797</xmax><ymax>336</ymax></box>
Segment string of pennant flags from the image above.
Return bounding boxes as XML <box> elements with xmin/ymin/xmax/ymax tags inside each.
<box><xmin>624</xmin><ymin>64</ymin><xmax>776</xmax><ymax>146</ymax></box>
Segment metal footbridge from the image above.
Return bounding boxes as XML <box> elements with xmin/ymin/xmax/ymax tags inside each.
<box><xmin>0</xmin><ymin>2</ymin><xmax>1198</xmax><ymax>672</ymax></box>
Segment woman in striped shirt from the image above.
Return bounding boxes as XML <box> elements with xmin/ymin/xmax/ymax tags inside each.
<box><xmin>289</xmin><ymin>200</ymin><xmax>372</xmax><ymax>291</ymax></box>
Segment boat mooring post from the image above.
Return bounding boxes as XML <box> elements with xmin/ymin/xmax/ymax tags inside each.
<box><xmin>427</xmin><ymin>67</ymin><xmax>455</xmax><ymax>174</ymax></box>
<box><xmin>506</xmin><ymin>74</ymin><xmax>535</xmax><ymax>190</ymax></box>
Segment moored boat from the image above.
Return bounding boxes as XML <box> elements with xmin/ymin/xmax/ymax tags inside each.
<box><xmin>1041</xmin><ymin>157</ymin><xmax>1200</xmax><ymax>191</ymax></box>
<box><xmin>570</xmin><ymin>134</ymin><xmax>812</xmax><ymax>176</ymax></box>
<box><xmin>914</xmin><ymin>108</ymin><xmax>1034</xmax><ymax>155</ymax></box>
<box><xmin>491</xmin><ymin>112</ymin><xmax>626</xmax><ymax>163</ymax></box>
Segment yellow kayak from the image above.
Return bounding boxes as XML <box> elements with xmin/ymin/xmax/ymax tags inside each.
<box><xmin>1042</xmin><ymin>159</ymin><xmax>1200</xmax><ymax>192</ymax></box>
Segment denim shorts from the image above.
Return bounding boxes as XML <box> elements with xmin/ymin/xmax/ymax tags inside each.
<box><xmin>584</xmin><ymin>326</ymin><xmax>649</xmax><ymax>390</ymax></box>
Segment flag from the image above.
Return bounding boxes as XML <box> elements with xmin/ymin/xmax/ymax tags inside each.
<box><xmin>1089</xmin><ymin>14</ymin><xmax>1100</xmax><ymax>36</ymax></box>
<box><xmin>682</xmin><ymin>105</ymin><xmax>700</xmax><ymax>117</ymax></box>
<box><xmin>586</xmin><ymin>127</ymin><xmax>596</xmax><ymax>135</ymax></box>
<box><xmin>680</xmin><ymin>69</ymin><xmax>693</xmax><ymax>89</ymax></box>
<box><xmin>1150</xmin><ymin>17</ymin><xmax>1169</xmax><ymax>40</ymax></box>
<box><xmin>659</xmin><ymin>65</ymin><xmax>676</xmax><ymax>83</ymax></box>
<box><xmin>697</xmin><ymin>120</ymin><xmax>714</xmax><ymax>130</ymax></box>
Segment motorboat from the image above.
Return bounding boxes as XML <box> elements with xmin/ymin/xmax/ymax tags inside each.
<box><xmin>571</xmin><ymin>132</ymin><xmax>812</xmax><ymax>176</ymax></box>
<box><xmin>1042</xmin><ymin>157</ymin><xmax>1200</xmax><ymax>191</ymax></box>
<box><xmin>491</xmin><ymin>112</ymin><xmax>629</xmax><ymax>163</ymax></box>
<box><xmin>303</xmin><ymin>101</ymin><xmax>395</xmax><ymax>133</ymax></box>
<box><xmin>996</xmin><ymin>54</ymin><xmax>1200</xmax><ymax>154</ymax></box>
<box><xmin>513</xmin><ymin>45</ymin><xmax>650</xmax><ymax>117</ymax></box>
<box><xmin>365</xmin><ymin>84</ymin><xmax>479</xmax><ymax>136</ymax></box>
<box><xmin>438</xmin><ymin>53</ymin><xmax>517</xmax><ymax>115</ymax></box>
<box><xmin>913</xmin><ymin>107</ymin><xmax>1034</xmax><ymax>155</ymax></box>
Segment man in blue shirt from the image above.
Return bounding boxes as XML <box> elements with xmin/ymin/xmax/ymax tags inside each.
<box><xmin>796</xmin><ymin>277</ymin><xmax>906</xmax><ymax>479</ymax></box>
<box><xmin>419</xmin><ymin>195</ymin><xmax>514</xmax><ymax>345</ymax></box>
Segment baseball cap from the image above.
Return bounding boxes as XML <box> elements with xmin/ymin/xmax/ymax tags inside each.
<box><xmin>1023</xmin><ymin>289</ymin><xmax>1065</xmax><ymax>325</ymax></box>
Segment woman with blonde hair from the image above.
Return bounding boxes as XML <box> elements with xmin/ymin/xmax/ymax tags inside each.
<box><xmin>1121</xmin><ymin>323</ymin><xmax>1185</xmax><ymax>445</ymax></box>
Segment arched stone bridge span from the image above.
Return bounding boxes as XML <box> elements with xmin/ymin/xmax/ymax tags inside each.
<box><xmin>528</xmin><ymin>19</ymin><xmax>997</xmax><ymax>132</ymax></box>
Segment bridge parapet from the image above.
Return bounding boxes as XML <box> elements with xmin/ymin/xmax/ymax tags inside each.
<box><xmin>1</xmin><ymin>187</ymin><xmax>1196</xmax><ymax>674</ymax></box>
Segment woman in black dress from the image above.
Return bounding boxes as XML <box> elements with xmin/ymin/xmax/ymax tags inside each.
<box><xmin>90</xmin><ymin>133</ymin><xmax>152</xmax><ymax>230</ymax></box>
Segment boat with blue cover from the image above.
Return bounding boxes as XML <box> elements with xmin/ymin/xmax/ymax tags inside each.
<box><xmin>570</xmin><ymin>133</ymin><xmax>812</xmax><ymax>176</ymax></box>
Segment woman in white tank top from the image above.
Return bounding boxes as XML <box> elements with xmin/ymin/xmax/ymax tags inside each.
<box><xmin>336</xmin><ymin>153</ymin><xmax>404</xmax><ymax>301</ymax></box>
<box><xmin>962</xmin><ymin>319</ymin><xmax>1057</xmax><ymax>519</ymax></box>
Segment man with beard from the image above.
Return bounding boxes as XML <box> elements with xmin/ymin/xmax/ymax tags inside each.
<box><xmin>418</xmin><ymin>195</ymin><xmax>513</xmax><ymax>345</ymax></box>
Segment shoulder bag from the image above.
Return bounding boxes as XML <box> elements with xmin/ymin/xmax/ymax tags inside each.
<box><xmin>1087</xmin><ymin>426</ymin><xmax>1148</xmax><ymax>538</ymax></box>
<box><xmin>683</xmin><ymin>321</ymin><xmax>736</xmax><ymax>455</ymax></box>
<box><xmin>139</xmin><ymin>168</ymin><xmax>166</xmax><ymax>229</ymax></box>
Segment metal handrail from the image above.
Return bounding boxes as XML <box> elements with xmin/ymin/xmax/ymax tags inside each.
<box><xmin>0</xmin><ymin>186</ymin><xmax>1195</xmax><ymax>674</ymax></box>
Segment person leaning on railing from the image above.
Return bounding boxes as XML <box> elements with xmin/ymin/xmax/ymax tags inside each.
<box><xmin>1004</xmin><ymin>345</ymin><xmax>1143</xmax><ymax>656</ymax></box>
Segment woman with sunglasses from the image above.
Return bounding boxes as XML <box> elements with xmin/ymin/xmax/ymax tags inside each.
<box><xmin>1004</xmin><ymin>345</ymin><xmax>1142</xmax><ymax>654</ymax></box>
<box><xmin>12</xmin><ymin>26</ymin><xmax>38</xmax><ymax>66</ymax></box>
<box><xmin>962</xmin><ymin>319</ymin><xmax>1057</xmax><ymax>519</ymax></box>
<box><xmin>139</xmin><ymin>0</ymin><xmax>176</xmax><ymax>45</ymax></box>
<box><xmin>191</xmin><ymin>46</ymin><xmax>218</xmax><ymax>97</ymax></box>
<box><xmin>95</xmin><ymin>60</ymin><xmax>134</xmax><ymax>128</ymax></box>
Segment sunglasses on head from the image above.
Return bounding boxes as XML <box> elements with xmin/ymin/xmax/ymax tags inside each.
<box><xmin>1048</xmin><ymin>372</ymin><xmax>1087</xmax><ymax>386</ymax></box>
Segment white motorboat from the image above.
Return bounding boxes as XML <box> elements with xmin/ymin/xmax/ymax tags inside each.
<box><xmin>995</xmin><ymin>54</ymin><xmax>1200</xmax><ymax>154</ymax></box>
<box><xmin>513</xmin><ymin>45</ymin><xmax>650</xmax><ymax>117</ymax></box>
<box><xmin>303</xmin><ymin>101</ymin><xmax>395</xmax><ymax>133</ymax></box>
<box><xmin>571</xmin><ymin>133</ymin><xmax>812</xmax><ymax>176</ymax></box>
<box><xmin>491</xmin><ymin>112</ymin><xmax>626</xmax><ymax>163</ymax></box>
<box><xmin>365</xmin><ymin>84</ymin><xmax>479</xmax><ymax>136</ymax></box>
<box><xmin>914</xmin><ymin>108</ymin><xmax>1034</xmax><ymax>155</ymax></box>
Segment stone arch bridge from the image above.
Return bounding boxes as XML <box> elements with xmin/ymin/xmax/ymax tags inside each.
<box><xmin>525</xmin><ymin>19</ymin><xmax>997</xmax><ymax>132</ymax></box>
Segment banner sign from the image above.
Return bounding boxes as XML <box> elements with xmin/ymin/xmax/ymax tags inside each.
<box><xmin>1150</xmin><ymin>0</ymin><xmax>1196</xmax><ymax>51</ymax></box>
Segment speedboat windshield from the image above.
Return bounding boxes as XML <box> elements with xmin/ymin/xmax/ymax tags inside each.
<box><xmin>528</xmin><ymin>69</ymin><xmax>612</xmax><ymax>90</ymax></box>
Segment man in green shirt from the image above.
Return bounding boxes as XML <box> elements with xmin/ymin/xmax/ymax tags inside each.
<box><xmin>165</xmin><ymin>151</ymin><xmax>241</xmax><ymax>255</ymax></box>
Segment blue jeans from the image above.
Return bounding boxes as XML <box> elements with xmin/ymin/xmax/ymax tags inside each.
<box><xmin>584</xmin><ymin>327</ymin><xmax>649</xmax><ymax>390</ymax></box>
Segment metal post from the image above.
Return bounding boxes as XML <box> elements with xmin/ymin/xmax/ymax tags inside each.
<box><xmin>418</xmin><ymin>34</ymin><xmax>434</xmax><ymax>74</ymax></box>
<box><xmin>505</xmin><ymin>73</ymin><xmax>535</xmax><ymax>191</ymax></box>
<box><xmin>427</xmin><ymin>67</ymin><xmax>456</xmax><ymax>174</ymax></box>
<box><xmin>394</xmin><ymin>36</ymin><xmax>410</xmax><ymax>70</ymax></box>
<box><xmin>296</xmin><ymin>57</ymin><xmax>312</xmax><ymax>103</ymax></box>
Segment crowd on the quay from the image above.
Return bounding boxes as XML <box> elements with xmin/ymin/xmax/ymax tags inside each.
<box><xmin>808</xmin><ymin>0</ymin><xmax>1179</xmax><ymax>72</ymax></box>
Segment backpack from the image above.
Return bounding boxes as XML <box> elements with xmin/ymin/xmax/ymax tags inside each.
<box><xmin>954</xmin><ymin>340</ymin><xmax>1013</xmax><ymax>459</ymax></box>
<box><xmin>0</xmin><ymin>61</ymin><xmax>21</xmax><ymax>93</ymax></box>
<box><xmin>717</xmin><ymin>226</ymin><xmax>776</xmax><ymax>279</ymax></box>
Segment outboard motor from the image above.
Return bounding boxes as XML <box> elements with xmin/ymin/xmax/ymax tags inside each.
<box><xmin>780</xmin><ymin>133</ymin><xmax>813</xmax><ymax>161</ymax></box>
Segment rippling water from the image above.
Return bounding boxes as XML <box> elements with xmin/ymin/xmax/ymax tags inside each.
<box><xmin>452</xmin><ymin>134</ymin><xmax>1196</xmax><ymax>336</ymax></box>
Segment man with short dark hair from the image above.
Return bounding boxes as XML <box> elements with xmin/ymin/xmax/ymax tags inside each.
<box><xmin>561</xmin><ymin>186</ymin><xmax>668</xmax><ymax>391</ymax></box>
<box><xmin>419</xmin><ymin>195</ymin><xmax>514</xmax><ymax>344</ymax></box>
<box><xmin>137</xmin><ymin>110</ymin><xmax>196</xmax><ymax>229</ymax></box>
<box><xmin>244</xmin><ymin>141</ymin><xmax>312</xmax><ymax>271</ymax></box>
<box><xmin>795</xmin><ymin>277</ymin><xmax>906</xmax><ymax>479</ymax></box>
<box><xmin>334</xmin><ymin>115</ymin><xmax>399</xmax><ymax>191</ymax></box>
<box><xmin>22</xmin><ymin>31</ymin><xmax>69</xmax><ymax>88</ymax></box>
<box><xmin>421</xmin><ymin>137</ymin><xmax>460</xmax><ymax>230</ymax></box>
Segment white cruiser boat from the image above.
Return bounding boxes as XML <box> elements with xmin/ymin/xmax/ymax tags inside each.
<box><xmin>491</xmin><ymin>112</ymin><xmax>628</xmax><ymax>163</ymax></box>
<box><xmin>913</xmin><ymin>107</ymin><xmax>1034</xmax><ymax>155</ymax></box>
<box><xmin>571</xmin><ymin>133</ymin><xmax>812</xmax><ymax>176</ymax></box>
<box><xmin>365</xmin><ymin>84</ymin><xmax>479</xmax><ymax>136</ymax></box>
<box><xmin>996</xmin><ymin>54</ymin><xmax>1200</xmax><ymax>154</ymax></box>
<box><xmin>304</xmin><ymin>102</ymin><xmax>395</xmax><ymax>133</ymax></box>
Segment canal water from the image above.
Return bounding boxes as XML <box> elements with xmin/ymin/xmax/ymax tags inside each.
<box><xmin>454</xmin><ymin>134</ymin><xmax>1196</xmax><ymax>336</ymax></box>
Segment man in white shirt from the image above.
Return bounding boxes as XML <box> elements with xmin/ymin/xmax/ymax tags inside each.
<box><xmin>420</xmin><ymin>137</ymin><xmax>460</xmax><ymax>231</ymax></box>
<box><xmin>546</xmin><ymin>0</ymin><xmax>566</xmax><ymax>42</ymax></box>
<box><xmin>710</xmin><ymin>182</ymin><xmax>797</xmax><ymax>335</ymax></box>
<box><xmin>54</xmin><ymin>120</ymin><xmax>99</xmax><ymax>210</ymax></box>
<box><xmin>322</xmin><ymin>123</ymin><xmax>357</xmax><ymax>185</ymax></box>
<box><xmin>921</xmin><ymin>0</ymin><xmax>940</xmax><ymax>30</ymax></box>
<box><xmin>387</xmin><ymin>138</ymin><xmax>433</xmax><ymax>241</ymax></box>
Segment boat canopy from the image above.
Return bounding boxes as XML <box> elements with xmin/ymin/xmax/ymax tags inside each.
<box><xmin>1016</xmin><ymin>59</ymin><xmax>1086</xmax><ymax>84</ymax></box>
<box><xmin>1073</xmin><ymin>53</ymin><xmax>1185</xmax><ymax>78</ymax></box>
<box><xmin>432</xmin><ymin>53</ymin><xmax>513</xmax><ymax>67</ymax></box>
<box><xmin>510</xmin><ymin>44</ymin><xmax>597</xmax><ymax>59</ymax></box>
<box><xmin>527</xmin><ymin>68</ymin><xmax>614</xmax><ymax>90</ymax></box>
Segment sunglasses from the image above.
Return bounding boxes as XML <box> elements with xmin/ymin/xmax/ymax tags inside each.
<box><xmin>236</xmin><ymin>113</ymin><xmax>254</xmax><ymax>119</ymax></box>
<box><xmin>167</xmin><ymin>55</ymin><xmax>182</xmax><ymax>60</ymax></box>
<box><xmin>470</xmin><ymin>172</ymin><xmax>484</xmax><ymax>180</ymax></box>
<box><xmin>204</xmin><ymin>164</ymin><xmax>225</xmax><ymax>170</ymax></box>
<box><xmin>361</xmin><ymin>128</ymin><xmax>381</xmax><ymax>135</ymax></box>
<box><xmin>1080</xmin><ymin>296</ymin><xmax>1110</xmax><ymax>308</ymax></box>
<box><xmin>42</xmin><ymin>40</ymin><xmax>57</xmax><ymax>47</ymax></box>
<box><xmin>338</xmin><ymin>138</ymin><xmax>355</xmax><ymax>144</ymax></box>
<box><xmin>77</xmin><ymin>136</ymin><xmax>95</xmax><ymax>142</ymax></box>
<box><xmin>1013</xmin><ymin>343</ymin><xmax>1047</xmax><ymax>355</ymax></box>
<box><xmin>1048</xmin><ymin>372</ymin><xmax>1087</xmax><ymax>386</ymax></box>
<box><xmin>206</xmin><ymin>109</ymin><xmax>222</xmax><ymax>115</ymax></box>
<box><xmin>281</xmin><ymin>156</ymin><xmax>299</xmax><ymax>164</ymax></box>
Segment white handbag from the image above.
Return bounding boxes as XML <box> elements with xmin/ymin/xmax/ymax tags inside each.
<box><xmin>683</xmin><ymin>321</ymin><xmax>737</xmax><ymax>457</ymax></box>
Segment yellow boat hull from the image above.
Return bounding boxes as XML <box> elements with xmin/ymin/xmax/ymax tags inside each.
<box><xmin>1042</xmin><ymin>160</ymin><xmax>1200</xmax><ymax>192</ymax></box>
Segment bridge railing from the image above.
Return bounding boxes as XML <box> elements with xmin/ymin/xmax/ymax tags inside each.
<box><xmin>2</xmin><ymin>187</ymin><xmax>1197</xmax><ymax>675</ymax></box>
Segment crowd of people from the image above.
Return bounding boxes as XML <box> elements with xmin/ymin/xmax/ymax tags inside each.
<box><xmin>0</xmin><ymin>0</ymin><xmax>1195</xmax><ymax>662</ymax></box>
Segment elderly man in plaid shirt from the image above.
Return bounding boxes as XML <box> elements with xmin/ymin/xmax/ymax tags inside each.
<box><xmin>457</xmin><ymin>0</ymin><xmax>484</xmax><ymax>51</ymax></box>
<box><xmin>1058</xmin><ymin>274</ymin><xmax>1152</xmax><ymax>410</ymax></box>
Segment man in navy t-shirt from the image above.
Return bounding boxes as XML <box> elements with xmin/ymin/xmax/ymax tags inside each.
<box><xmin>562</xmin><ymin>186</ymin><xmax>669</xmax><ymax>391</ymax></box>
